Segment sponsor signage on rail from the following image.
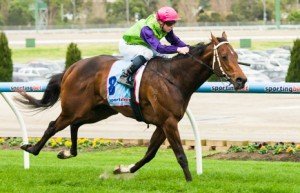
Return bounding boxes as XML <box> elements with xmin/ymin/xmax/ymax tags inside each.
<box><xmin>0</xmin><ymin>82</ymin><xmax>300</xmax><ymax>94</ymax></box>
<box><xmin>197</xmin><ymin>82</ymin><xmax>300</xmax><ymax>94</ymax></box>
<box><xmin>0</xmin><ymin>82</ymin><xmax>47</xmax><ymax>92</ymax></box>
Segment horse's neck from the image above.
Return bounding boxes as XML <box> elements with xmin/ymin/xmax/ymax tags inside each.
<box><xmin>169</xmin><ymin>51</ymin><xmax>213</xmax><ymax>99</ymax></box>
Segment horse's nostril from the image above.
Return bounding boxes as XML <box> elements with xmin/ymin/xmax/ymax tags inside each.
<box><xmin>236</xmin><ymin>77</ymin><xmax>247</xmax><ymax>84</ymax></box>
<box><xmin>235</xmin><ymin>77</ymin><xmax>247</xmax><ymax>89</ymax></box>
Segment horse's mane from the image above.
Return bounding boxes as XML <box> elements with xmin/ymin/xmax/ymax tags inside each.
<box><xmin>150</xmin><ymin>37</ymin><xmax>227</xmax><ymax>62</ymax></box>
<box><xmin>172</xmin><ymin>42</ymin><xmax>207</xmax><ymax>60</ymax></box>
<box><xmin>149</xmin><ymin>42</ymin><xmax>207</xmax><ymax>63</ymax></box>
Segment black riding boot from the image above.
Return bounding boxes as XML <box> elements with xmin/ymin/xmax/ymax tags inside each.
<box><xmin>118</xmin><ymin>55</ymin><xmax>147</xmax><ymax>88</ymax></box>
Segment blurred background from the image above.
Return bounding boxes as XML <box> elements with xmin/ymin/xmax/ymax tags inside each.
<box><xmin>0</xmin><ymin>0</ymin><xmax>299</xmax><ymax>83</ymax></box>
<box><xmin>0</xmin><ymin>0</ymin><xmax>299</xmax><ymax>28</ymax></box>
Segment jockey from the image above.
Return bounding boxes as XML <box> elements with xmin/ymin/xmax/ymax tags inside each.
<box><xmin>118</xmin><ymin>6</ymin><xmax>189</xmax><ymax>88</ymax></box>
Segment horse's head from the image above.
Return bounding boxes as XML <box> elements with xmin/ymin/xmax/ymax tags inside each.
<box><xmin>209</xmin><ymin>32</ymin><xmax>247</xmax><ymax>90</ymax></box>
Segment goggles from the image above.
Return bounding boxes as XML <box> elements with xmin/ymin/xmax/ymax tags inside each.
<box><xmin>164</xmin><ymin>21</ymin><xmax>176</xmax><ymax>26</ymax></box>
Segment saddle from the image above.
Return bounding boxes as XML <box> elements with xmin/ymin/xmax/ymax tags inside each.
<box><xmin>107</xmin><ymin>60</ymin><xmax>146</xmax><ymax>121</ymax></box>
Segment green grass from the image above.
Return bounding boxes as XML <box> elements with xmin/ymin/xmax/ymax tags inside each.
<box><xmin>11</xmin><ymin>41</ymin><xmax>292</xmax><ymax>63</ymax></box>
<box><xmin>224</xmin><ymin>40</ymin><xmax>292</xmax><ymax>51</ymax></box>
<box><xmin>12</xmin><ymin>44</ymin><xmax>118</xmax><ymax>63</ymax></box>
<box><xmin>0</xmin><ymin>147</ymin><xmax>299</xmax><ymax>193</ymax></box>
<box><xmin>248</xmin><ymin>41</ymin><xmax>292</xmax><ymax>50</ymax></box>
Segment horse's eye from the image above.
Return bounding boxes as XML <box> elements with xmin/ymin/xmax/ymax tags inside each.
<box><xmin>222</xmin><ymin>55</ymin><xmax>227</xmax><ymax>60</ymax></box>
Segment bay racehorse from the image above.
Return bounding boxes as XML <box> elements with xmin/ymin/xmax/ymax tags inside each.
<box><xmin>16</xmin><ymin>32</ymin><xmax>247</xmax><ymax>182</ymax></box>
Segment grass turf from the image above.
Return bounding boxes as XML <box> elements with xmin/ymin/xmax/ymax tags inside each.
<box><xmin>0</xmin><ymin>147</ymin><xmax>299</xmax><ymax>193</ymax></box>
<box><xmin>12</xmin><ymin>44</ymin><xmax>118</xmax><ymax>63</ymax></box>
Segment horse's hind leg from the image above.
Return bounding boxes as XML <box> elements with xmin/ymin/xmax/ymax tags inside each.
<box><xmin>57</xmin><ymin>104</ymin><xmax>118</xmax><ymax>159</ymax></box>
<box><xmin>57</xmin><ymin>124</ymin><xmax>79</xmax><ymax>159</ymax></box>
<box><xmin>70</xmin><ymin>124</ymin><xmax>79</xmax><ymax>156</ymax></box>
<box><xmin>114</xmin><ymin>127</ymin><xmax>166</xmax><ymax>174</ymax></box>
<box><xmin>21</xmin><ymin>114</ymin><xmax>72</xmax><ymax>155</ymax></box>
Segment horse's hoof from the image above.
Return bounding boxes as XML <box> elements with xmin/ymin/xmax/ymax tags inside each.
<box><xmin>113</xmin><ymin>165</ymin><xmax>121</xmax><ymax>174</ymax></box>
<box><xmin>20</xmin><ymin>144</ymin><xmax>38</xmax><ymax>156</ymax></box>
<box><xmin>113</xmin><ymin>164</ymin><xmax>134</xmax><ymax>174</ymax></box>
<box><xmin>57</xmin><ymin>150</ymin><xmax>74</xmax><ymax>159</ymax></box>
<box><xmin>20</xmin><ymin>144</ymin><xmax>32</xmax><ymax>151</ymax></box>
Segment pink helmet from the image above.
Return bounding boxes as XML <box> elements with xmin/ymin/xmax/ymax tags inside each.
<box><xmin>156</xmin><ymin>6</ymin><xmax>179</xmax><ymax>22</ymax></box>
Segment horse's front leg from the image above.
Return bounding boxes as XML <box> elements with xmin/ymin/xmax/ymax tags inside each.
<box><xmin>163</xmin><ymin>117</ymin><xmax>192</xmax><ymax>182</ymax></box>
<box><xmin>113</xmin><ymin>127</ymin><xmax>166</xmax><ymax>174</ymax></box>
<box><xmin>57</xmin><ymin>124</ymin><xmax>79</xmax><ymax>159</ymax></box>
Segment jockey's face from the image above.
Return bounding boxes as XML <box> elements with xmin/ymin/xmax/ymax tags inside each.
<box><xmin>158</xmin><ymin>20</ymin><xmax>176</xmax><ymax>33</ymax></box>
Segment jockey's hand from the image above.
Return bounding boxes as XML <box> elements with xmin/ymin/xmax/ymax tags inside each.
<box><xmin>177</xmin><ymin>46</ymin><xmax>189</xmax><ymax>54</ymax></box>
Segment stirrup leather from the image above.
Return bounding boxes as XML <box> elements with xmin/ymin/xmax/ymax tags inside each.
<box><xmin>117</xmin><ymin>74</ymin><xmax>134</xmax><ymax>88</ymax></box>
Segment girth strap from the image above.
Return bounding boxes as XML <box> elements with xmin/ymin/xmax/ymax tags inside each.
<box><xmin>130</xmin><ymin>88</ymin><xmax>145</xmax><ymax>122</ymax></box>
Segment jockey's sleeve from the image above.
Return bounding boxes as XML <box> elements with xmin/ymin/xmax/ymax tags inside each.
<box><xmin>165</xmin><ymin>30</ymin><xmax>187</xmax><ymax>47</ymax></box>
<box><xmin>140</xmin><ymin>26</ymin><xmax>178</xmax><ymax>54</ymax></box>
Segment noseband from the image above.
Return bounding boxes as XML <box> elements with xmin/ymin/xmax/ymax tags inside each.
<box><xmin>187</xmin><ymin>41</ymin><xmax>231</xmax><ymax>81</ymax></box>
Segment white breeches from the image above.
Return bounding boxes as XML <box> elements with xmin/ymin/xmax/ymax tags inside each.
<box><xmin>119</xmin><ymin>38</ymin><xmax>168</xmax><ymax>61</ymax></box>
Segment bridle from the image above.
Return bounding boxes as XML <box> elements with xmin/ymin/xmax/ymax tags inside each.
<box><xmin>187</xmin><ymin>41</ymin><xmax>232</xmax><ymax>81</ymax></box>
<box><xmin>212</xmin><ymin>41</ymin><xmax>231</xmax><ymax>81</ymax></box>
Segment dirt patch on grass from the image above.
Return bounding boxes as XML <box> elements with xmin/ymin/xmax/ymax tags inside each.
<box><xmin>205</xmin><ymin>151</ymin><xmax>300</xmax><ymax>162</ymax></box>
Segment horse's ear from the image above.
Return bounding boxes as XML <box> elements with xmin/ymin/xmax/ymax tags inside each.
<box><xmin>211</xmin><ymin>33</ymin><xmax>218</xmax><ymax>44</ymax></box>
<box><xmin>222</xmin><ymin>31</ymin><xmax>227</xmax><ymax>40</ymax></box>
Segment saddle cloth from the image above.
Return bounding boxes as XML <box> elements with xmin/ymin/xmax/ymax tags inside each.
<box><xmin>107</xmin><ymin>60</ymin><xmax>146</xmax><ymax>106</ymax></box>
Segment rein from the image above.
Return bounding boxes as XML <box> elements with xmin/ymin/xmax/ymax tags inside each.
<box><xmin>187</xmin><ymin>41</ymin><xmax>231</xmax><ymax>81</ymax></box>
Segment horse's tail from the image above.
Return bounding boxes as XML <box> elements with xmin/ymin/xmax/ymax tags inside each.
<box><xmin>15</xmin><ymin>72</ymin><xmax>65</xmax><ymax>111</ymax></box>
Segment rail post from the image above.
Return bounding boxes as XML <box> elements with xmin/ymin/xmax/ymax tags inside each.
<box><xmin>1</xmin><ymin>93</ymin><xmax>30</xmax><ymax>169</ymax></box>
